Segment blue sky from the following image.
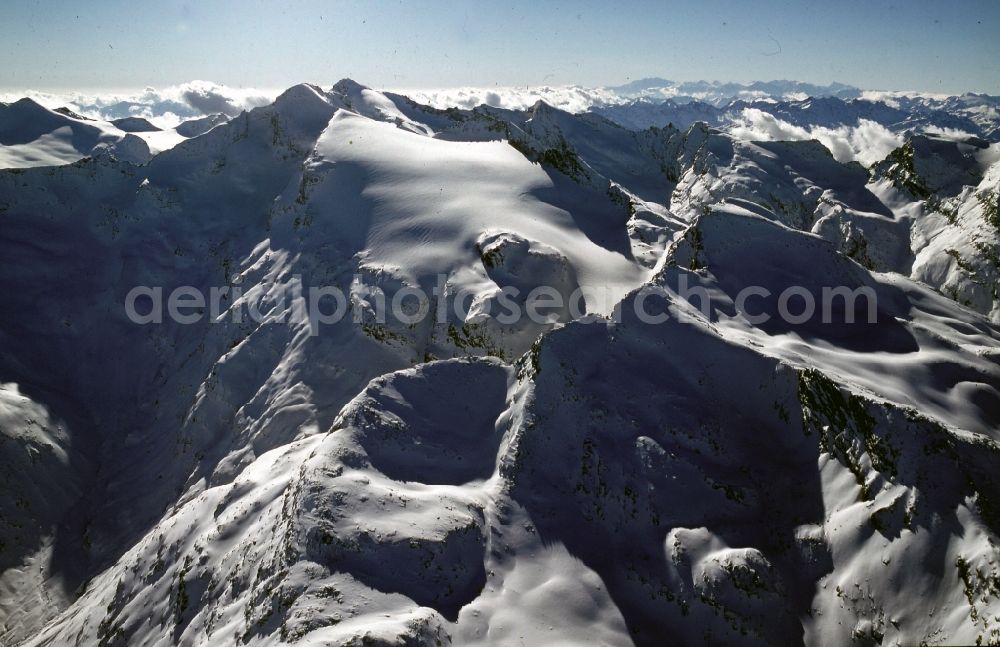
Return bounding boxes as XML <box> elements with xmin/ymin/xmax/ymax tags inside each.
<box><xmin>1</xmin><ymin>0</ymin><xmax>997</xmax><ymax>93</ymax></box>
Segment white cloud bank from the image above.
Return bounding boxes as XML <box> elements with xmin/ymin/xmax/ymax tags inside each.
<box><xmin>727</xmin><ymin>108</ymin><xmax>904</xmax><ymax>166</ymax></box>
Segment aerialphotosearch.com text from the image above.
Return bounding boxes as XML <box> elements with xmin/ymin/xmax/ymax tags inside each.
<box><xmin>124</xmin><ymin>273</ymin><xmax>879</xmax><ymax>335</ymax></box>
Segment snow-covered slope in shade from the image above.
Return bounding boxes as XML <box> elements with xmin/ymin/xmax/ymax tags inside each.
<box><xmin>0</xmin><ymin>383</ymin><xmax>95</xmax><ymax>640</ymax></box>
<box><xmin>24</xmin><ymin>207</ymin><xmax>1000</xmax><ymax>644</ymax></box>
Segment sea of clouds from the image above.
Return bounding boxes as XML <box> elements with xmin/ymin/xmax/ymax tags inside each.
<box><xmin>726</xmin><ymin>107</ymin><xmax>905</xmax><ymax>167</ymax></box>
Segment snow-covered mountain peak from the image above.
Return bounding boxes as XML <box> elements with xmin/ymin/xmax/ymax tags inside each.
<box><xmin>330</xmin><ymin>77</ymin><xmax>369</xmax><ymax>95</ymax></box>
<box><xmin>274</xmin><ymin>82</ymin><xmax>331</xmax><ymax>107</ymax></box>
<box><xmin>175</xmin><ymin>113</ymin><xmax>230</xmax><ymax>137</ymax></box>
<box><xmin>111</xmin><ymin>116</ymin><xmax>162</xmax><ymax>132</ymax></box>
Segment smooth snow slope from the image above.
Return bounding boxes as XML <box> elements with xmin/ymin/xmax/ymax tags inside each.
<box><xmin>308</xmin><ymin>110</ymin><xmax>647</xmax><ymax>311</ymax></box>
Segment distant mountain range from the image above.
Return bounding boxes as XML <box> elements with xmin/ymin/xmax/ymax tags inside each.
<box><xmin>592</xmin><ymin>92</ymin><xmax>1000</xmax><ymax>141</ymax></box>
<box><xmin>608</xmin><ymin>78</ymin><xmax>864</xmax><ymax>103</ymax></box>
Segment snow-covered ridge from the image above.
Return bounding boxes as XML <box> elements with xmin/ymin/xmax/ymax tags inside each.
<box><xmin>0</xmin><ymin>97</ymin><xmax>220</xmax><ymax>168</ymax></box>
<box><xmin>6</xmin><ymin>80</ymin><xmax>998</xmax><ymax>170</ymax></box>
<box><xmin>0</xmin><ymin>79</ymin><xmax>998</xmax><ymax>646</ymax></box>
